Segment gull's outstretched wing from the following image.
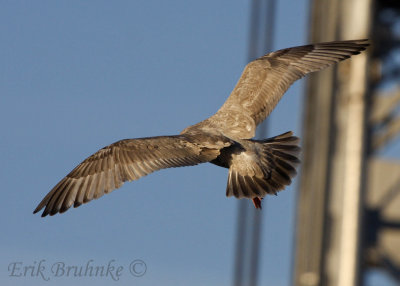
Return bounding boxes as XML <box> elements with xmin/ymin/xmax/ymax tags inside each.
<box><xmin>34</xmin><ymin>135</ymin><xmax>225</xmax><ymax>217</ymax></box>
<box><xmin>209</xmin><ymin>39</ymin><xmax>369</xmax><ymax>139</ymax></box>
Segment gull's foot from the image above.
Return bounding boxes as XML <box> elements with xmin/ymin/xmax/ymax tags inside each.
<box><xmin>252</xmin><ymin>197</ymin><xmax>262</xmax><ymax>209</ymax></box>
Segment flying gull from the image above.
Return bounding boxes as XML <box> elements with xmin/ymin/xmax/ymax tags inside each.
<box><xmin>34</xmin><ymin>39</ymin><xmax>369</xmax><ymax>217</ymax></box>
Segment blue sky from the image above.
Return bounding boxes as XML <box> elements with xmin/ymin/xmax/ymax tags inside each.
<box><xmin>1</xmin><ymin>1</ymin><xmax>398</xmax><ymax>286</ymax></box>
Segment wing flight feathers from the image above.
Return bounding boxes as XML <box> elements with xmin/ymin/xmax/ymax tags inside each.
<box><xmin>34</xmin><ymin>135</ymin><xmax>222</xmax><ymax>216</ymax></box>
<box><xmin>210</xmin><ymin>39</ymin><xmax>369</xmax><ymax>138</ymax></box>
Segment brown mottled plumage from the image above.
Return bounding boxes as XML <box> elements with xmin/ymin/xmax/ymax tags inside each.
<box><xmin>34</xmin><ymin>39</ymin><xmax>368</xmax><ymax>216</ymax></box>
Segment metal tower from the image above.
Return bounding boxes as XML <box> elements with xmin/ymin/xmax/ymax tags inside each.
<box><xmin>293</xmin><ymin>0</ymin><xmax>400</xmax><ymax>285</ymax></box>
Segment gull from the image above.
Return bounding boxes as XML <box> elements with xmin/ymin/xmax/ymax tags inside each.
<box><xmin>34</xmin><ymin>39</ymin><xmax>369</xmax><ymax>217</ymax></box>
